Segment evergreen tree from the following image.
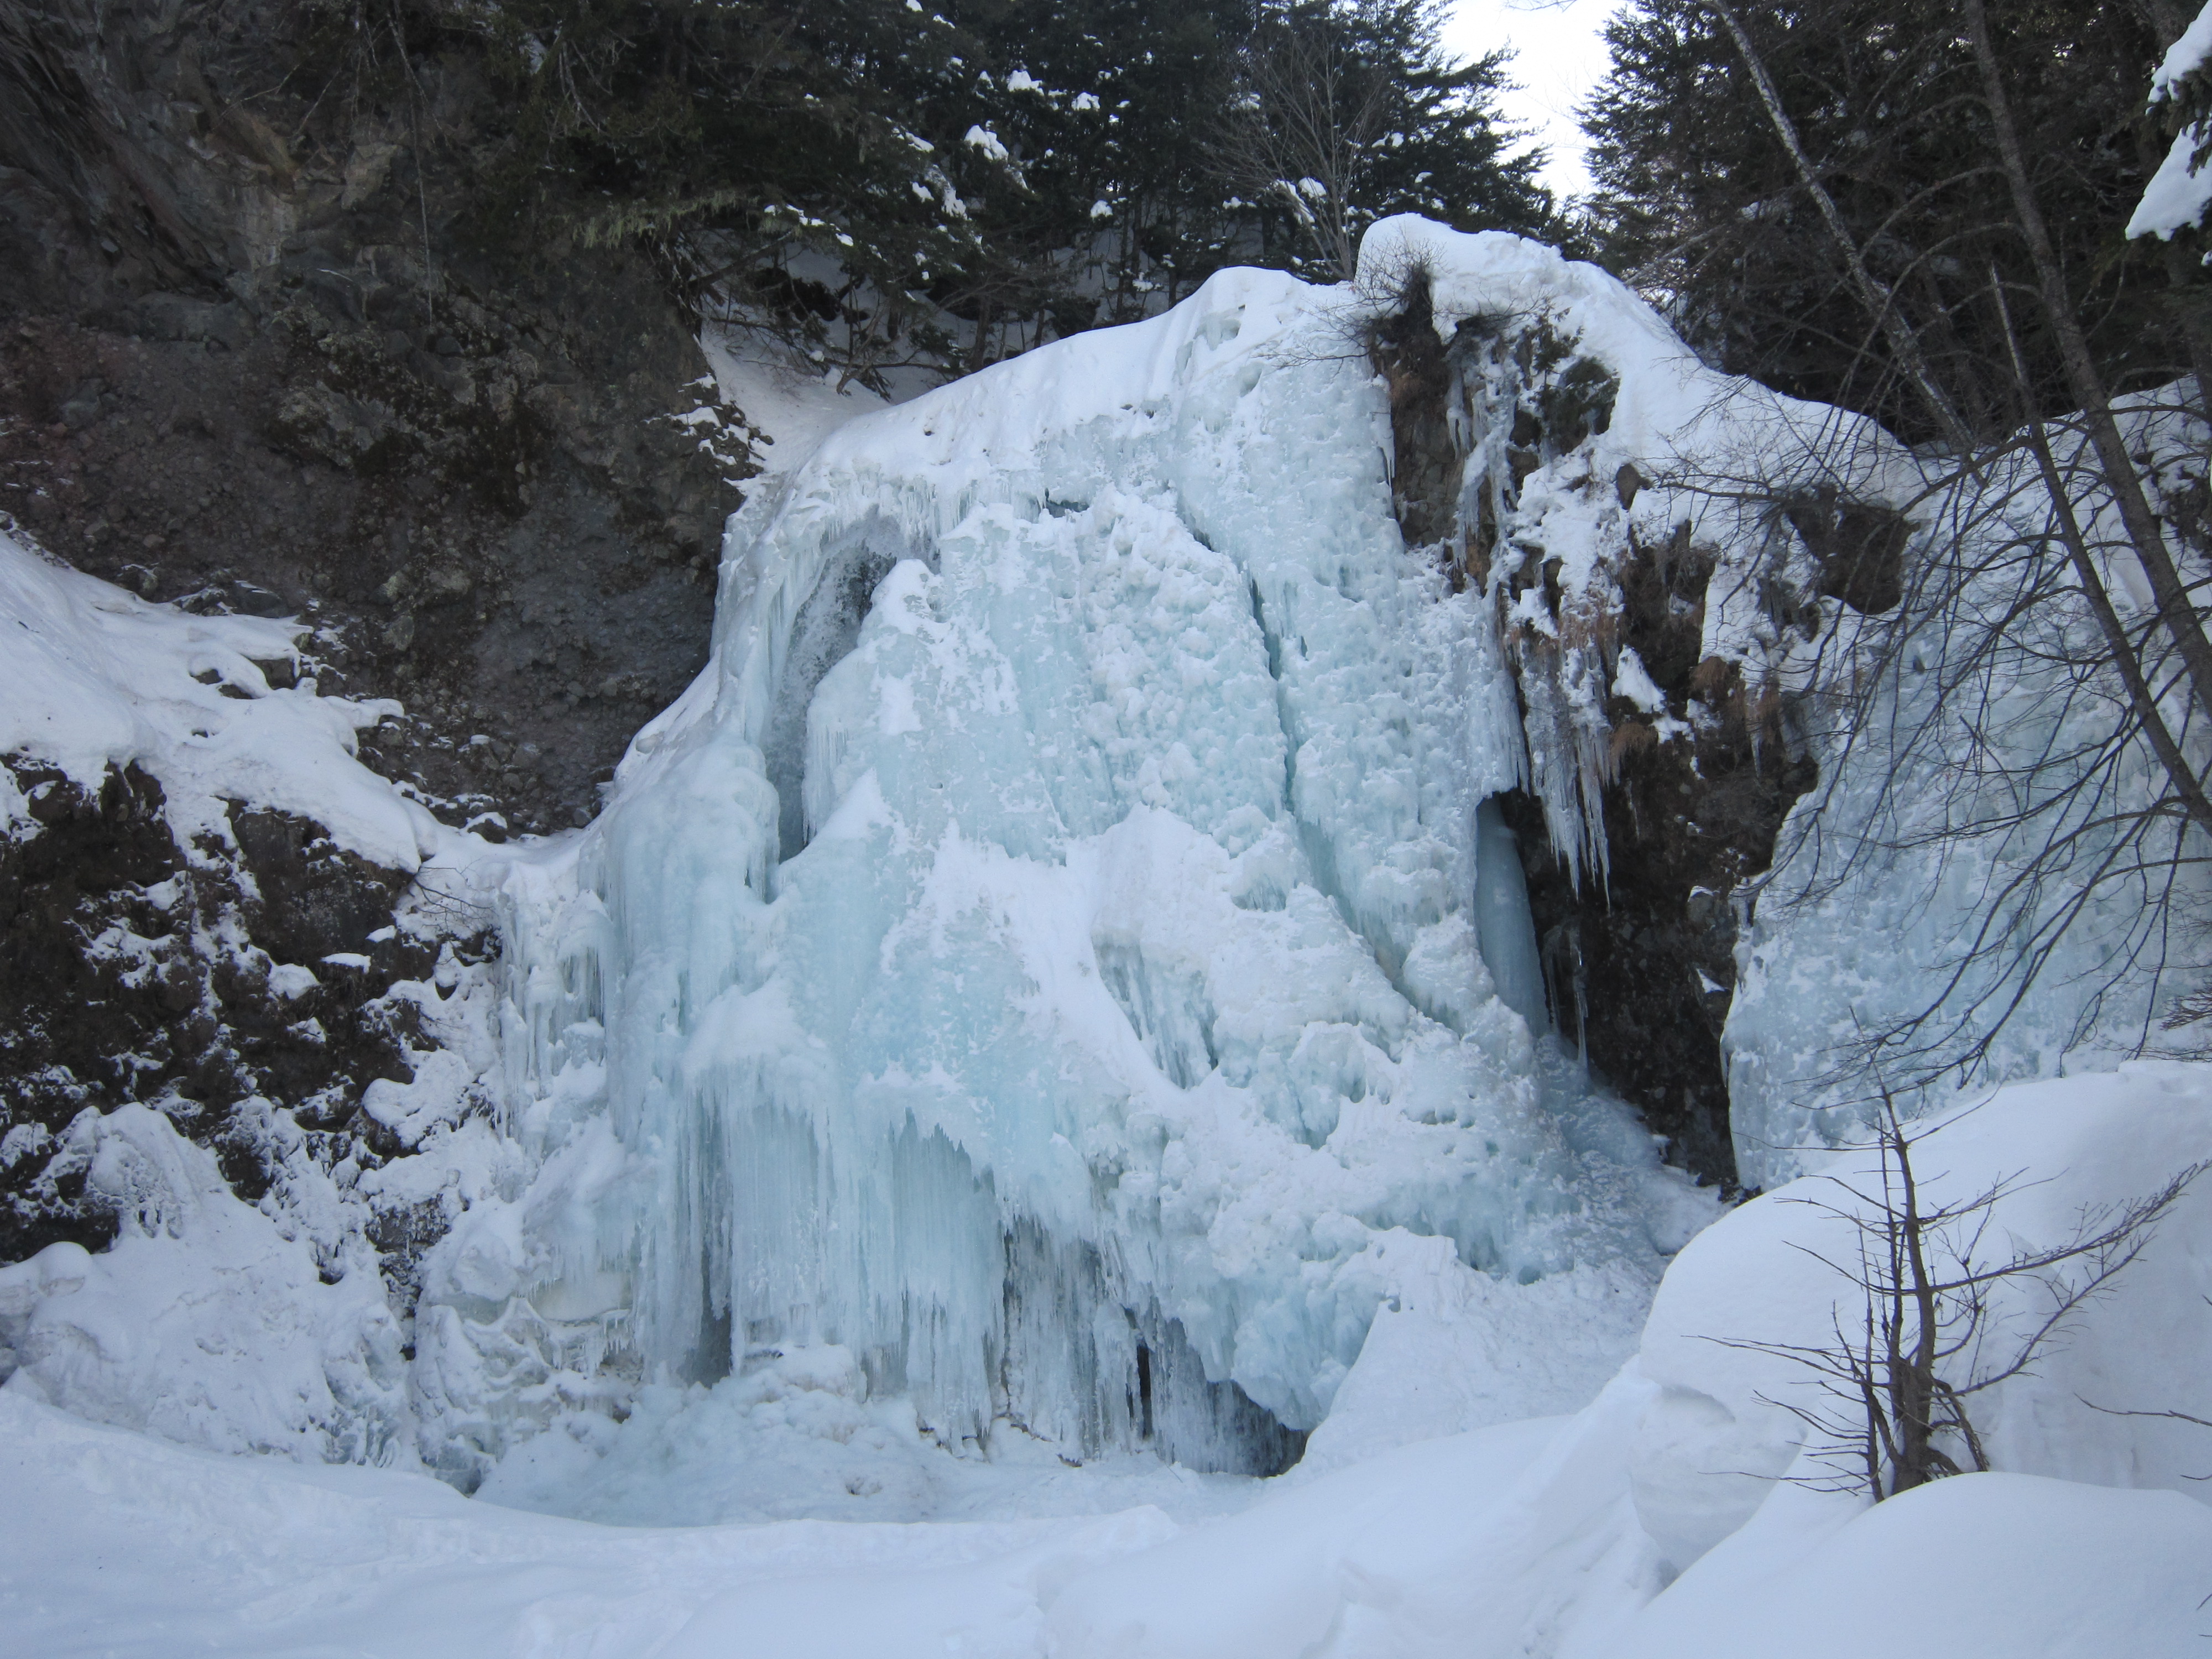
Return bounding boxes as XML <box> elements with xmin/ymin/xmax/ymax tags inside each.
<box><xmin>1583</xmin><ymin>0</ymin><xmax>2190</xmax><ymax>443</ymax></box>
<box><xmin>434</xmin><ymin>0</ymin><xmax>1007</xmax><ymax>382</ymax></box>
<box><xmin>368</xmin><ymin>0</ymin><xmax>1553</xmax><ymax>382</ymax></box>
<box><xmin>1223</xmin><ymin>0</ymin><xmax>1554</xmax><ymax>281</ymax></box>
<box><xmin>930</xmin><ymin>0</ymin><xmax>1260</xmax><ymax>345</ymax></box>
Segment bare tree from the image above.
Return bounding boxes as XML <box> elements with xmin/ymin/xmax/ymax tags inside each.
<box><xmin>1687</xmin><ymin>0</ymin><xmax>2212</xmax><ymax>1111</ymax></box>
<box><xmin>1718</xmin><ymin>1093</ymin><xmax>2203</xmax><ymax>1500</ymax></box>
<box><xmin>1220</xmin><ymin>11</ymin><xmax>1394</xmax><ymax>280</ymax></box>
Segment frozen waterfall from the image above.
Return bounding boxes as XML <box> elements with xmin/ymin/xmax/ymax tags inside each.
<box><xmin>462</xmin><ymin>225</ymin><xmax>1718</xmax><ymax>1479</ymax></box>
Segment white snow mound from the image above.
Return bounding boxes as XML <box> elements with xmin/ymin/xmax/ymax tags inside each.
<box><xmin>0</xmin><ymin>528</ymin><xmax>456</xmax><ymax>870</ymax></box>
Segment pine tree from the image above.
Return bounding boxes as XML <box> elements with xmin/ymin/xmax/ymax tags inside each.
<box><xmin>1583</xmin><ymin>0</ymin><xmax>2188</xmax><ymax>442</ymax></box>
<box><xmin>1223</xmin><ymin>0</ymin><xmax>1554</xmax><ymax>281</ymax></box>
<box><xmin>378</xmin><ymin>0</ymin><xmax>1556</xmax><ymax>382</ymax></box>
<box><xmin>935</xmin><ymin>0</ymin><xmax>1259</xmax><ymax>345</ymax></box>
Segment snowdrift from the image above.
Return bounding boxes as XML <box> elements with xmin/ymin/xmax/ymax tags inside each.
<box><xmin>7</xmin><ymin>1063</ymin><xmax>2208</xmax><ymax>1657</ymax></box>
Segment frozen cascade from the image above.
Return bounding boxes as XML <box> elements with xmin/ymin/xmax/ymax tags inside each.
<box><xmin>466</xmin><ymin>221</ymin><xmax>1758</xmax><ymax>1482</ymax></box>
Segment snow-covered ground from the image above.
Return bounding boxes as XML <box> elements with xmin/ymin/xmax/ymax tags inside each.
<box><xmin>6</xmin><ymin>1064</ymin><xmax>2209</xmax><ymax>1657</ymax></box>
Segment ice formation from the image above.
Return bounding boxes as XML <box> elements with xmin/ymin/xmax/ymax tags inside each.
<box><xmin>452</xmin><ymin>220</ymin><xmax>1769</xmax><ymax>1478</ymax></box>
<box><xmin>11</xmin><ymin>210</ymin><xmax>2194</xmax><ymax>1491</ymax></box>
<box><xmin>1723</xmin><ymin>386</ymin><xmax>2212</xmax><ymax>1190</ymax></box>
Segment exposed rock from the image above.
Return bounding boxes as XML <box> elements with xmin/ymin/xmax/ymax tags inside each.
<box><xmin>1377</xmin><ymin>280</ymin><xmax>1818</xmax><ymax>1192</ymax></box>
<box><xmin>0</xmin><ymin>0</ymin><xmax>754</xmax><ymax>838</ymax></box>
<box><xmin>0</xmin><ymin>760</ymin><xmax>485</xmax><ymax>1266</ymax></box>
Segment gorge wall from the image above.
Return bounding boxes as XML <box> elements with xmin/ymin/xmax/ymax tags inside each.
<box><xmin>0</xmin><ymin>0</ymin><xmax>746</xmax><ymax>837</ymax></box>
<box><xmin>0</xmin><ymin>11</ymin><xmax>1919</xmax><ymax>1477</ymax></box>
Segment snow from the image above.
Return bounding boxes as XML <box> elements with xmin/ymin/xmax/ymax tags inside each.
<box><xmin>2151</xmin><ymin>1</ymin><xmax>2212</xmax><ymax>102</ymax></box>
<box><xmin>1630</xmin><ymin>1062</ymin><xmax>2212</xmax><ymax>1552</ymax></box>
<box><xmin>1614</xmin><ymin>1472</ymin><xmax>2212</xmax><ymax>1659</ymax></box>
<box><xmin>11</xmin><ymin>1065</ymin><xmax>2209</xmax><ymax>1657</ymax></box>
<box><xmin>0</xmin><ymin>925</ymin><xmax>513</xmax><ymax>1467</ymax></box>
<box><xmin>0</xmin><ymin>528</ymin><xmax>520</xmax><ymax>1464</ymax></box>
<box><xmin>698</xmin><ymin>325</ymin><xmax>901</xmax><ymax>476</ymax></box>
<box><xmin>2130</xmin><ymin>2</ymin><xmax>2212</xmax><ymax>238</ymax></box>
<box><xmin>1042</xmin><ymin>1412</ymin><xmax>1618</xmax><ymax>1659</ymax></box>
<box><xmin>1609</xmin><ymin>646</ymin><xmax>1665</xmax><ymax>714</ymax></box>
<box><xmin>2127</xmin><ymin>124</ymin><xmax>2212</xmax><ymax>239</ymax></box>
<box><xmin>0</xmin><ymin>1387</ymin><xmax>1181</xmax><ymax>1658</ymax></box>
<box><xmin>966</xmin><ymin>124</ymin><xmax>1011</xmax><ymax>163</ymax></box>
<box><xmin>0</xmin><ymin>529</ymin><xmax>462</xmax><ymax>870</ymax></box>
<box><xmin>0</xmin><ymin>1107</ymin><xmax>409</xmax><ymax>1463</ymax></box>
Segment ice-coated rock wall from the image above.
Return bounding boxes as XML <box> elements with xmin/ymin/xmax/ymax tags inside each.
<box><xmin>467</xmin><ymin>225</ymin><xmax>1756</xmax><ymax>1472</ymax></box>
<box><xmin>1724</xmin><ymin>390</ymin><xmax>2212</xmax><ymax>1190</ymax></box>
<box><xmin>7</xmin><ymin>208</ymin><xmax>2204</xmax><ymax>1497</ymax></box>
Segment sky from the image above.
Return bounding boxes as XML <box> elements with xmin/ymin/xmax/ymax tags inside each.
<box><xmin>1443</xmin><ymin>0</ymin><xmax>1625</xmax><ymax>200</ymax></box>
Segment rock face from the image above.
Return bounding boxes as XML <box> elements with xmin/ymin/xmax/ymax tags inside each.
<box><xmin>1371</xmin><ymin>257</ymin><xmax>1832</xmax><ymax>1192</ymax></box>
<box><xmin>0</xmin><ymin>759</ymin><xmax>492</xmax><ymax>1270</ymax></box>
<box><xmin>0</xmin><ymin>0</ymin><xmax>746</xmax><ymax>1326</ymax></box>
<box><xmin>0</xmin><ymin>0</ymin><xmax>749</xmax><ymax>836</ymax></box>
<box><xmin>1495</xmin><ymin>679</ymin><xmax>1815</xmax><ymax>1193</ymax></box>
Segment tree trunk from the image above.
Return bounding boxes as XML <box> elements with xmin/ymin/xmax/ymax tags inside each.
<box><xmin>1962</xmin><ymin>0</ymin><xmax>2212</xmax><ymax>731</ymax></box>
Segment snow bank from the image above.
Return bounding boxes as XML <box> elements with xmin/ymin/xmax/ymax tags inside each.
<box><xmin>1627</xmin><ymin>1061</ymin><xmax>2212</xmax><ymax>1572</ymax></box>
<box><xmin>1615</xmin><ymin>1473</ymin><xmax>2212</xmax><ymax>1659</ymax></box>
<box><xmin>15</xmin><ymin>1065</ymin><xmax>2206</xmax><ymax>1657</ymax></box>
<box><xmin>0</xmin><ymin>528</ymin><xmax>452</xmax><ymax>870</ymax></box>
<box><xmin>0</xmin><ymin>1106</ymin><xmax>408</xmax><ymax>1462</ymax></box>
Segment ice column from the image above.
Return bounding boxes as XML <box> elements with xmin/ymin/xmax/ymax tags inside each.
<box><xmin>1474</xmin><ymin>797</ymin><xmax>1549</xmax><ymax>1036</ymax></box>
